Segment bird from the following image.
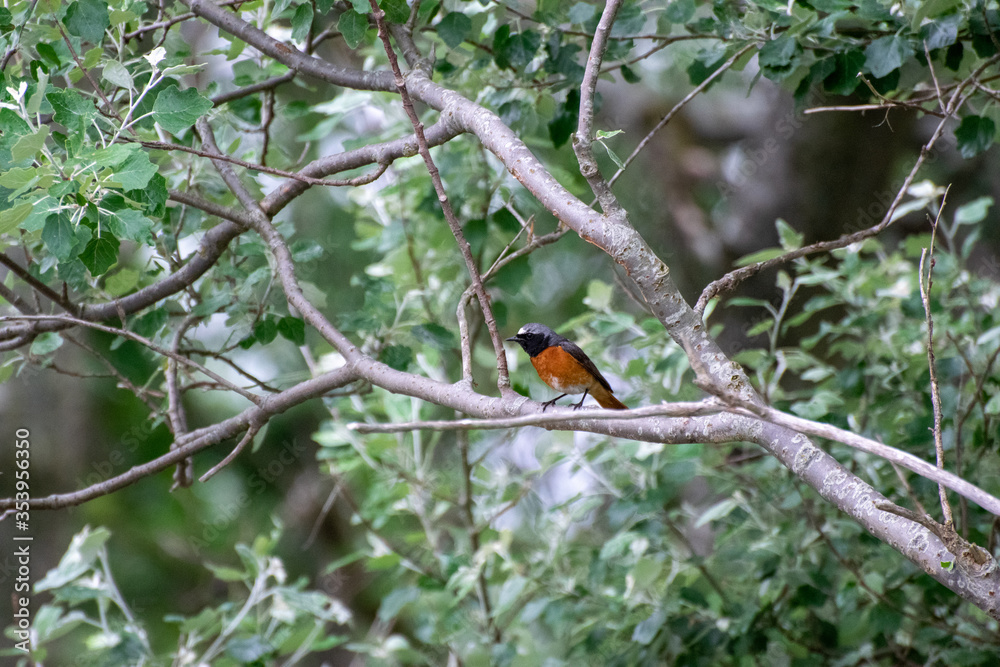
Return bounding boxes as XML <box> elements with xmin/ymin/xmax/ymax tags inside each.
<box><xmin>506</xmin><ymin>323</ymin><xmax>628</xmax><ymax>411</ymax></box>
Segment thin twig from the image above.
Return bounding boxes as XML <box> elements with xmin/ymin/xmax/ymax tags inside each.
<box><xmin>0</xmin><ymin>252</ymin><xmax>78</xmax><ymax>314</ymax></box>
<box><xmin>199</xmin><ymin>424</ymin><xmax>259</xmax><ymax>482</ymax></box>
<box><xmin>0</xmin><ymin>367</ymin><xmax>358</xmax><ymax>511</ymax></box>
<box><xmin>0</xmin><ymin>314</ymin><xmax>262</xmax><ymax>404</ymax></box>
<box><xmin>131</xmin><ymin>138</ymin><xmax>388</xmax><ymax>187</ymax></box>
<box><xmin>699</xmin><ymin>56</ymin><xmax>1000</xmax><ymax>314</ymax></box>
<box><xmin>458</xmin><ymin>429</ymin><xmax>501</xmax><ymax>642</ymax></box>
<box><xmin>168</xmin><ymin>315</ymin><xmax>198</xmax><ymax>489</ymax></box>
<box><xmin>919</xmin><ymin>187</ymin><xmax>953</xmax><ymax>525</ymax></box>
<box><xmin>367</xmin><ymin>0</ymin><xmax>512</xmax><ymax>391</ymax></box>
<box><xmin>574</xmin><ymin>0</ymin><xmax>625</xmax><ymax>214</ymax></box>
<box><xmin>606</xmin><ymin>44</ymin><xmax>755</xmax><ymax>190</ymax></box>
<box><xmin>696</xmin><ymin>381</ymin><xmax>1000</xmax><ymax>517</ymax></box>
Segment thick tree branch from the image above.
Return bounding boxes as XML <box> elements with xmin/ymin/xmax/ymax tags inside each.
<box><xmin>0</xmin><ymin>366</ymin><xmax>359</xmax><ymax>511</ymax></box>
<box><xmin>348</xmin><ymin>401</ymin><xmax>721</xmax><ymax>432</ymax></box>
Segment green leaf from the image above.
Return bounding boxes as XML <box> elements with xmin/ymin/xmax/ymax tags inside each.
<box><xmin>37</xmin><ymin>527</ymin><xmax>112</xmax><ymax>591</ymax></box>
<box><xmin>102</xmin><ymin>60</ymin><xmax>133</xmax><ymax>89</ymax></box>
<box><xmin>12</xmin><ymin>125</ymin><xmax>50</xmax><ymax>162</ymax></box>
<box><xmin>632</xmin><ymin>608</ymin><xmax>667</xmax><ymax>645</ymax></box>
<box><xmin>735</xmin><ymin>247</ymin><xmax>785</xmax><ymax>266</ymax></box>
<box><xmin>290</xmin><ymin>3</ymin><xmax>313</xmax><ymax>42</ymax></box>
<box><xmin>277</xmin><ymin>316</ymin><xmax>306</xmax><ymax>345</ymax></box>
<box><xmin>65</xmin><ymin>0</ymin><xmax>111</xmax><ymax>44</ymax></box>
<box><xmin>33</xmin><ymin>607</ymin><xmax>88</xmax><ymax>645</ymax></box>
<box><xmin>620</xmin><ymin>64</ymin><xmax>641</xmax><ymax>83</ymax></box>
<box><xmin>114</xmin><ymin>149</ymin><xmax>159</xmax><ymax>190</ymax></box>
<box><xmin>93</xmin><ymin>143</ymin><xmax>135</xmax><ymax>168</ymax></box>
<box><xmin>30</xmin><ymin>332</ymin><xmax>64</xmax><ymax>356</ymax></box>
<box><xmin>665</xmin><ymin>0</ymin><xmax>695</xmax><ymax>23</ymax></box>
<box><xmin>225</xmin><ymin>636</ymin><xmax>274</xmax><ymax>662</ymax></box>
<box><xmin>132</xmin><ymin>308</ymin><xmax>167</xmax><ymax>338</ymax></box>
<box><xmin>254</xmin><ymin>318</ymin><xmax>279</xmax><ymax>344</ymax></box>
<box><xmin>493</xmin><ymin>254</ymin><xmax>532</xmax><ymax>293</ymax></box>
<box><xmin>379</xmin><ymin>344</ymin><xmax>413</xmax><ymax>370</ymax></box>
<box><xmin>43</xmin><ymin>213</ymin><xmax>79</xmax><ymax>260</ymax></box>
<box><xmin>823</xmin><ymin>50</ymin><xmax>864</xmax><ymax>95</ymax></box>
<box><xmin>954</xmin><ymin>115</ymin><xmax>995</xmax><ymax>158</ymax></box>
<box><xmin>0</xmin><ymin>167</ymin><xmax>36</xmax><ymax>190</ymax></box>
<box><xmin>80</xmin><ymin>233</ymin><xmax>120</xmax><ymax>275</ymax></box>
<box><xmin>495</xmin><ymin>29</ymin><xmax>541</xmax><ymax>70</ymax></box>
<box><xmin>758</xmin><ymin>34</ymin><xmax>802</xmax><ymax>79</ymax></box>
<box><xmin>864</xmin><ymin>35</ymin><xmax>914</xmax><ymax>79</ymax></box>
<box><xmin>438</xmin><ymin>12</ymin><xmax>471</xmax><ymax>49</ymax></box>
<box><xmin>776</xmin><ymin>219</ymin><xmax>803</xmax><ymax>250</ymax></box>
<box><xmin>48</xmin><ymin>88</ymin><xmax>96</xmax><ymax>129</ymax></box>
<box><xmin>152</xmin><ymin>85</ymin><xmax>214</xmax><ymax>134</ymax></box>
<box><xmin>380</xmin><ymin>0</ymin><xmax>410</xmax><ymax>24</ymax></box>
<box><xmin>944</xmin><ymin>41</ymin><xmax>964</xmax><ymax>70</ymax></box>
<box><xmin>695</xmin><ymin>497</ymin><xmax>740</xmax><ymax>527</ymax></box>
<box><xmin>911</xmin><ymin>0</ymin><xmax>962</xmax><ymax>28</ymax></box>
<box><xmin>127</xmin><ymin>173</ymin><xmax>169</xmax><ymax>217</ymax></box>
<box><xmin>687</xmin><ymin>46</ymin><xmax>727</xmax><ymax>86</ymax></box>
<box><xmin>412</xmin><ymin>322</ymin><xmax>456</xmax><ymax>350</ymax></box>
<box><xmin>0</xmin><ymin>202</ymin><xmax>33</xmax><ymax>235</ymax></box>
<box><xmin>953</xmin><ymin>196</ymin><xmax>992</xmax><ymax>225</ymax></box>
<box><xmin>108</xmin><ymin>208</ymin><xmax>155</xmax><ymax>244</ymax></box>
<box><xmin>601</xmin><ymin>142</ymin><xmax>625</xmax><ymax>170</ymax></box>
<box><xmin>339</xmin><ymin>10</ymin><xmax>368</xmax><ymax>49</ymax></box>
<box><xmin>610</xmin><ymin>3</ymin><xmax>645</xmax><ymax>36</ymax></box>
<box><xmin>568</xmin><ymin>2</ymin><xmax>597</xmax><ymax>24</ymax></box>
<box><xmin>921</xmin><ymin>14</ymin><xmax>961</xmax><ymax>50</ymax></box>
<box><xmin>545</xmin><ymin>36</ymin><xmax>585</xmax><ymax>82</ymax></box>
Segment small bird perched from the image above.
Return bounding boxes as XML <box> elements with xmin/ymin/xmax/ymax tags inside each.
<box><xmin>506</xmin><ymin>323</ymin><xmax>628</xmax><ymax>410</ymax></box>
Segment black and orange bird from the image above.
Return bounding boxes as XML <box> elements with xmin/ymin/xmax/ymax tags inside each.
<box><xmin>506</xmin><ymin>323</ymin><xmax>628</xmax><ymax>411</ymax></box>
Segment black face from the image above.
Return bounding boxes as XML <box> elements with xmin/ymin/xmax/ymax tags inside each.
<box><xmin>506</xmin><ymin>323</ymin><xmax>558</xmax><ymax>357</ymax></box>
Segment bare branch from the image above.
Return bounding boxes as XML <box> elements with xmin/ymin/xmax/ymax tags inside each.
<box><xmin>0</xmin><ymin>252</ymin><xmax>78</xmax><ymax>314</ymax></box>
<box><xmin>130</xmin><ymin>137</ymin><xmax>389</xmax><ymax>188</ymax></box>
<box><xmin>920</xmin><ymin>188</ymin><xmax>954</xmax><ymax>524</ymax></box>
<box><xmin>168</xmin><ymin>315</ymin><xmax>198</xmax><ymax>489</ymax></box>
<box><xmin>700</xmin><ymin>385</ymin><xmax>1000</xmax><ymax>517</ymax></box>
<box><xmin>199</xmin><ymin>424</ymin><xmax>259</xmax><ymax>482</ymax></box>
<box><xmin>0</xmin><ymin>314</ymin><xmax>262</xmax><ymax>405</ymax></box>
<box><xmin>607</xmin><ymin>44</ymin><xmax>755</xmax><ymax>190</ymax></box>
<box><xmin>574</xmin><ymin>0</ymin><xmax>625</xmax><ymax>213</ymax></box>
<box><xmin>697</xmin><ymin>57</ymin><xmax>1000</xmax><ymax>314</ymax></box>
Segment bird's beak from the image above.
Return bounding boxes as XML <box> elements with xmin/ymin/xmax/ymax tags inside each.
<box><xmin>505</xmin><ymin>335</ymin><xmax>520</xmax><ymax>343</ymax></box>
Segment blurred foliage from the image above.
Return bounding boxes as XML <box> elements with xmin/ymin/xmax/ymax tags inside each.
<box><xmin>2</xmin><ymin>0</ymin><xmax>1000</xmax><ymax>664</ymax></box>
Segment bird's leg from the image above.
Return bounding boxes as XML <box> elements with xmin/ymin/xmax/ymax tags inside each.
<box><xmin>540</xmin><ymin>393</ymin><xmax>568</xmax><ymax>411</ymax></box>
<box><xmin>572</xmin><ymin>389</ymin><xmax>590</xmax><ymax>410</ymax></box>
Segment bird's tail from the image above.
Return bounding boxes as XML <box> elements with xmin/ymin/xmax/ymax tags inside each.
<box><xmin>594</xmin><ymin>389</ymin><xmax>628</xmax><ymax>410</ymax></box>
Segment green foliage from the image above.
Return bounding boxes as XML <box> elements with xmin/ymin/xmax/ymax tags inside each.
<box><xmin>3</xmin><ymin>525</ymin><xmax>349</xmax><ymax>665</ymax></box>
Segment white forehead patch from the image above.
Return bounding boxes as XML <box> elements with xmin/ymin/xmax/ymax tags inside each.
<box><xmin>518</xmin><ymin>326</ymin><xmax>529</xmax><ymax>335</ymax></box>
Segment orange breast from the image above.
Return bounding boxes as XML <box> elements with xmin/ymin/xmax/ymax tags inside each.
<box><xmin>530</xmin><ymin>346</ymin><xmax>595</xmax><ymax>394</ymax></box>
